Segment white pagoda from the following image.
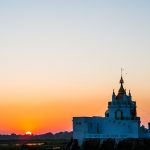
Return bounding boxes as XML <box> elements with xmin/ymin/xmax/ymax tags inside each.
<box><xmin>73</xmin><ymin>75</ymin><xmax>150</xmax><ymax>144</ymax></box>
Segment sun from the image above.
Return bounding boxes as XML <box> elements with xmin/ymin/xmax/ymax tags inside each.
<box><xmin>25</xmin><ymin>131</ymin><xmax>32</xmax><ymax>136</ymax></box>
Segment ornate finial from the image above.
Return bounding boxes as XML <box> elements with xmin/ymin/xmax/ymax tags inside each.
<box><xmin>121</xmin><ymin>68</ymin><xmax>123</xmax><ymax>76</ymax></box>
<box><xmin>120</xmin><ymin>68</ymin><xmax>124</xmax><ymax>84</ymax></box>
<box><xmin>118</xmin><ymin>69</ymin><xmax>126</xmax><ymax>96</ymax></box>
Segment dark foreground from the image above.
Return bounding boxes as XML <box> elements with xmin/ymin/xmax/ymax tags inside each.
<box><xmin>0</xmin><ymin>138</ymin><xmax>150</xmax><ymax>150</ymax></box>
<box><xmin>0</xmin><ymin>139</ymin><xmax>69</xmax><ymax>150</ymax></box>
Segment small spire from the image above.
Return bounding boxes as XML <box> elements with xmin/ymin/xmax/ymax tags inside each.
<box><xmin>129</xmin><ymin>90</ymin><xmax>131</xmax><ymax>96</ymax></box>
<box><xmin>112</xmin><ymin>89</ymin><xmax>116</xmax><ymax>101</ymax></box>
<box><xmin>113</xmin><ymin>89</ymin><xmax>115</xmax><ymax>95</ymax></box>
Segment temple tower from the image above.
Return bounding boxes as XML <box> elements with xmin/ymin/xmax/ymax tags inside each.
<box><xmin>105</xmin><ymin>75</ymin><xmax>137</xmax><ymax>120</ymax></box>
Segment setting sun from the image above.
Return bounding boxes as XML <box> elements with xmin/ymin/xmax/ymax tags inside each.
<box><xmin>25</xmin><ymin>131</ymin><xmax>32</xmax><ymax>136</ymax></box>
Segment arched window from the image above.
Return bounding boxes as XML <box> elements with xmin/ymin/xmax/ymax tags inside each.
<box><xmin>115</xmin><ymin>110</ymin><xmax>123</xmax><ymax>120</ymax></box>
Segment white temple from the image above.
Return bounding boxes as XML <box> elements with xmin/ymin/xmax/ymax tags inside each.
<box><xmin>73</xmin><ymin>75</ymin><xmax>150</xmax><ymax>144</ymax></box>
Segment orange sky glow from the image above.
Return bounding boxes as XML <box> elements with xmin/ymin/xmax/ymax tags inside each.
<box><xmin>0</xmin><ymin>76</ymin><xmax>150</xmax><ymax>134</ymax></box>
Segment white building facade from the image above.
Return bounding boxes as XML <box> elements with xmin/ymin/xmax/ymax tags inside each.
<box><xmin>73</xmin><ymin>76</ymin><xmax>150</xmax><ymax>144</ymax></box>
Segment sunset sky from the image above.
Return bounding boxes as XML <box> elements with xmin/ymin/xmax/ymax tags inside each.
<box><xmin>0</xmin><ymin>0</ymin><xmax>150</xmax><ymax>134</ymax></box>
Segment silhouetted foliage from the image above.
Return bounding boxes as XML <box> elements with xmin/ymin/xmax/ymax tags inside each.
<box><xmin>82</xmin><ymin>139</ymin><xmax>101</xmax><ymax>150</ymax></box>
<box><xmin>67</xmin><ymin>138</ymin><xmax>150</xmax><ymax>150</ymax></box>
<box><xmin>69</xmin><ymin>139</ymin><xmax>80</xmax><ymax>150</ymax></box>
<box><xmin>0</xmin><ymin>138</ymin><xmax>150</xmax><ymax>150</ymax></box>
<box><xmin>101</xmin><ymin>139</ymin><xmax>115</xmax><ymax>150</ymax></box>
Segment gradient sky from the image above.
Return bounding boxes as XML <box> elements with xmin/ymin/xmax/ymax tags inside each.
<box><xmin>0</xmin><ymin>0</ymin><xmax>150</xmax><ymax>134</ymax></box>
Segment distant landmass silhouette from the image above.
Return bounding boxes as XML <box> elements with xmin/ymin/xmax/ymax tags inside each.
<box><xmin>0</xmin><ymin>131</ymin><xmax>73</xmax><ymax>140</ymax></box>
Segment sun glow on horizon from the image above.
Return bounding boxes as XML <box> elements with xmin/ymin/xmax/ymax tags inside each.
<box><xmin>25</xmin><ymin>131</ymin><xmax>32</xmax><ymax>136</ymax></box>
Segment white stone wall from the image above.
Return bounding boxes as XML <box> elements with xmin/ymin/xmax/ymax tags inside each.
<box><xmin>73</xmin><ymin>116</ymin><xmax>140</xmax><ymax>142</ymax></box>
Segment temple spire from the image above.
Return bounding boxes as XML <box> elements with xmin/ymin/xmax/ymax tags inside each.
<box><xmin>118</xmin><ymin>74</ymin><xmax>125</xmax><ymax>94</ymax></box>
<box><xmin>120</xmin><ymin>75</ymin><xmax>124</xmax><ymax>84</ymax></box>
<box><xmin>116</xmin><ymin>70</ymin><xmax>126</xmax><ymax>99</ymax></box>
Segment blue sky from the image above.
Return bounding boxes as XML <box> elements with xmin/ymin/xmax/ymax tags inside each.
<box><xmin>0</xmin><ymin>0</ymin><xmax>150</xmax><ymax>92</ymax></box>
